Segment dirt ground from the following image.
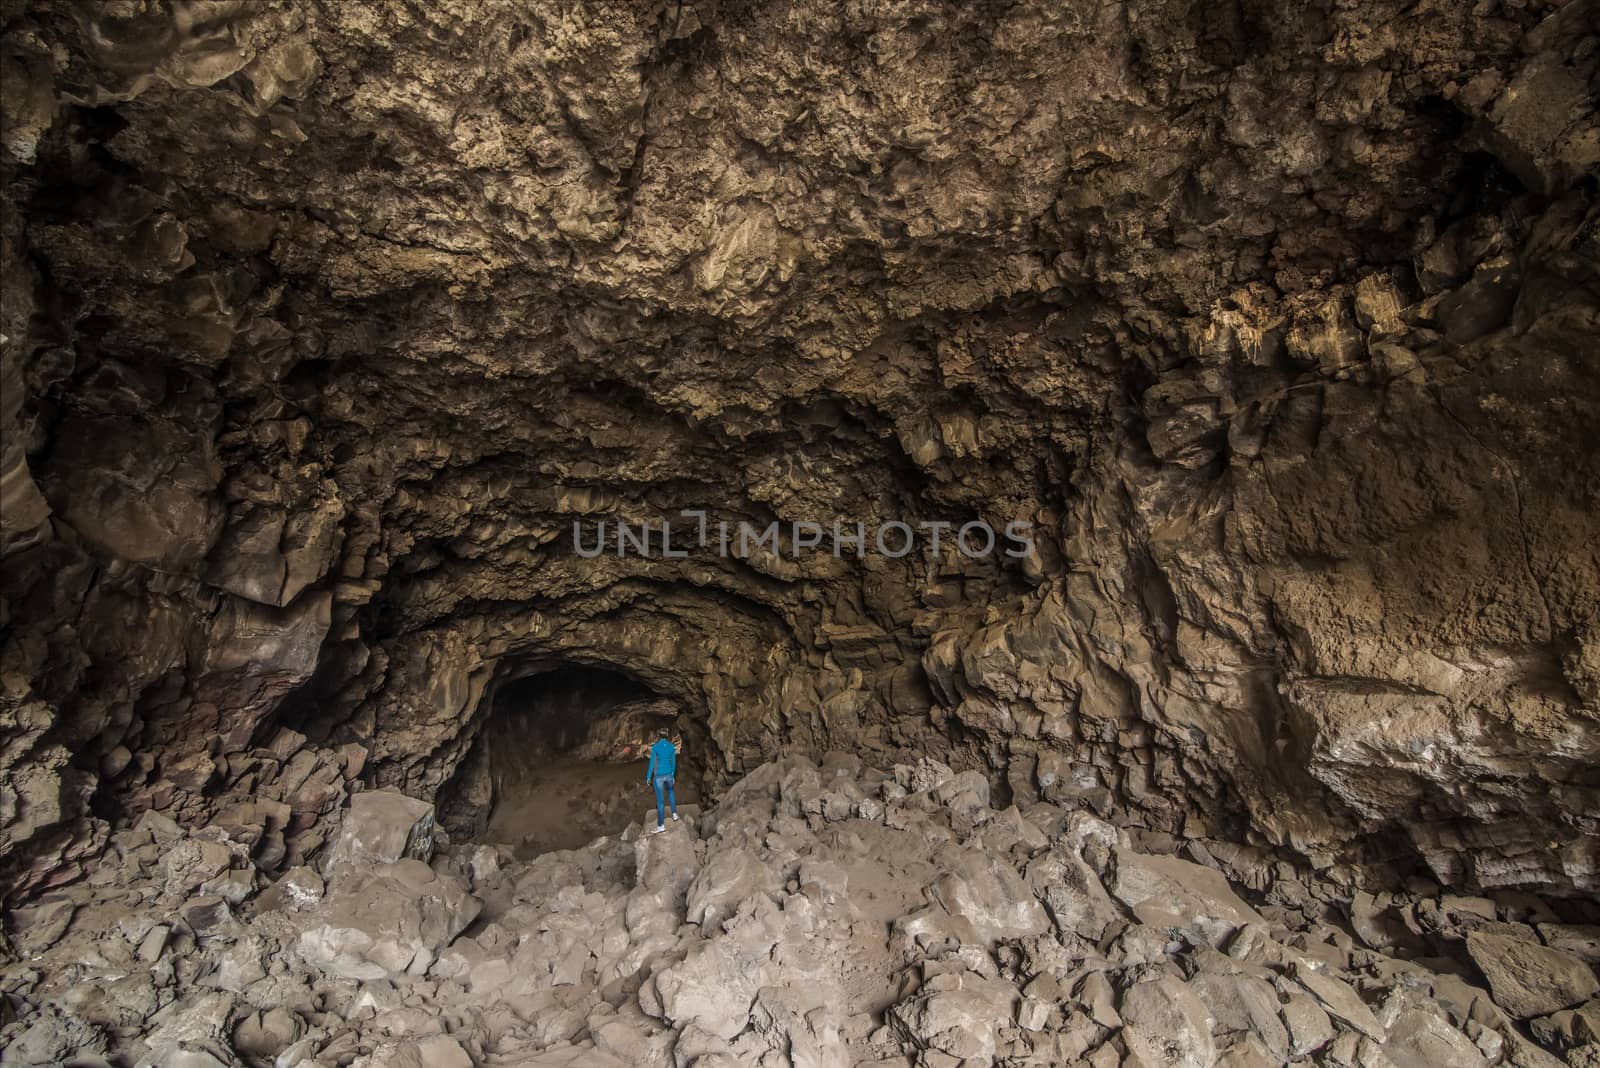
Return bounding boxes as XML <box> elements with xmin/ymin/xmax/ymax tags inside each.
<box><xmin>484</xmin><ymin>757</ymin><xmax>702</xmax><ymax>859</ymax></box>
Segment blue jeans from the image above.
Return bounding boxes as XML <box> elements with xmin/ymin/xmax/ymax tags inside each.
<box><xmin>652</xmin><ymin>775</ymin><xmax>676</xmax><ymax>826</ymax></box>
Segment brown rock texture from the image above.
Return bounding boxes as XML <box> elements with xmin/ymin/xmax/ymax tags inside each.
<box><xmin>0</xmin><ymin>0</ymin><xmax>1597</xmax><ymax>909</ymax></box>
<box><xmin>1</xmin><ymin>755</ymin><xmax>1595</xmax><ymax>1066</ymax></box>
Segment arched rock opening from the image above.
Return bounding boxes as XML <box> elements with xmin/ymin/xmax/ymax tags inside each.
<box><xmin>435</xmin><ymin>662</ymin><xmax>704</xmax><ymax>854</ymax></box>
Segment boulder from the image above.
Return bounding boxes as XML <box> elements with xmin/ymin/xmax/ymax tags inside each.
<box><xmin>684</xmin><ymin>847</ymin><xmax>781</xmax><ymax>932</ymax></box>
<box><xmin>160</xmin><ymin>839</ymin><xmax>235</xmax><ymax>897</ymax></box>
<box><xmin>1191</xmin><ymin>972</ymin><xmax>1289</xmax><ymax>1061</ymax></box>
<box><xmin>927</xmin><ymin>852</ymin><xmax>1049</xmax><ymax>945</ymax></box>
<box><xmin>297</xmin><ymin>859</ymin><xmax>479</xmax><ymax>979</ymax></box>
<box><xmin>1119</xmin><ymin>974</ymin><xmax>1217</xmax><ymax>1068</ymax></box>
<box><xmin>1110</xmin><ymin>849</ymin><xmax>1265</xmax><ymax>946</ymax></box>
<box><xmin>1281</xmin><ymin>991</ymin><xmax>1336</xmax><ymax>1056</ymax></box>
<box><xmin>647</xmin><ymin>897</ymin><xmax>785</xmax><ymax>1040</ymax></box>
<box><xmin>1</xmin><ymin>1004</ymin><xmax>111</xmax><ymax>1067</ymax></box>
<box><xmin>1215</xmin><ymin>1033</ymin><xmax>1281</xmax><ymax>1068</ymax></box>
<box><xmin>1466</xmin><ymin>931</ymin><xmax>1600</xmax><ymax>1018</ymax></box>
<box><xmin>1538</xmin><ymin>924</ymin><xmax>1600</xmax><ymax>964</ymax></box>
<box><xmin>633</xmin><ymin>813</ymin><xmax>699</xmax><ymax>899</ymax></box>
<box><xmin>889</xmin><ymin>970</ymin><xmax>1020</xmax><ymax>1062</ymax></box>
<box><xmin>1026</xmin><ymin>845</ymin><xmax>1121</xmax><ymax>941</ymax></box>
<box><xmin>1381</xmin><ymin>1007</ymin><xmax>1488</xmax><ymax>1068</ymax></box>
<box><xmin>323</xmin><ymin>791</ymin><xmax>436</xmax><ymax>876</ymax></box>
<box><xmin>133</xmin><ymin>992</ymin><xmax>238</xmax><ymax>1068</ymax></box>
<box><xmin>1294</xmin><ymin>965</ymin><xmax>1386</xmax><ymax>1040</ymax></box>
<box><xmin>232</xmin><ymin>1007</ymin><xmax>304</xmax><ymax>1060</ymax></box>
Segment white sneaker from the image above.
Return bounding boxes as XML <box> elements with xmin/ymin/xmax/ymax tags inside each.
<box><xmin>651</xmin><ymin>824</ymin><xmax>665</xmax><ymax>834</ymax></box>
<box><xmin>671</xmin><ymin>813</ymin><xmax>680</xmax><ymax>822</ymax></box>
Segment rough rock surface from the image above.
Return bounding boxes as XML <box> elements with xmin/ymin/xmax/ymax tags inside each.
<box><xmin>1</xmin><ymin>0</ymin><xmax>1597</xmax><ymax>911</ymax></box>
<box><xmin>2</xmin><ymin>755</ymin><xmax>1596</xmax><ymax>1066</ymax></box>
<box><xmin>3</xmin><ymin>0</ymin><xmax>1600</xmax><ymax>908</ymax></box>
<box><xmin>1</xmin><ymin>6</ymin><xmax>1599</xmax><ymax>1066</ymax></box>
<box><xmin>1466</xmin><ymin>930</ymin><xmax>1600</xmax><ymax>1020</ymax></box>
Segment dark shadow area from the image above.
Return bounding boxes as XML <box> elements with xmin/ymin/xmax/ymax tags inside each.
<box><xmin>438</xmin><ymin>665</ymin><xmax>701</xmax><ymax>857</ymax></box>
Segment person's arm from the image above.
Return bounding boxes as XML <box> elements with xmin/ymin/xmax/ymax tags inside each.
<box><xmin>644</xmin><ymin>746</ymin><xmax>654</xmax><ymax>782</ymax></box>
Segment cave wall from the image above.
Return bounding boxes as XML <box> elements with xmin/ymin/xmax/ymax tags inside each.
<box><xmin>0</xmin><ymin>0</ymin><xmax>1596</xmax><ymax>900</ymax></box>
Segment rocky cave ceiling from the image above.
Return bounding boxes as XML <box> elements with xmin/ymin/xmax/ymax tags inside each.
<box><xmin>0</xmin><ymin>0</ymin><xmax>1597</xmax><ymax>903</ymax></box>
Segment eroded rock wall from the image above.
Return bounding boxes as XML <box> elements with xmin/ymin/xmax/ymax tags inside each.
<box><xmin>0</xmin><ymin>0</ymin><xmax>1596</xmax><ymax>900</ymax></box>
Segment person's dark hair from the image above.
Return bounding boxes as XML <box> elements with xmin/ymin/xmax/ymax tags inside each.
<box><xmin>658</xmin><ymin>727</ymin><xmax>670</xmax><ymax>738</ymax></box>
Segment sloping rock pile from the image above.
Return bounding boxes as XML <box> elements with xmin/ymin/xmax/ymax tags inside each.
<box><xmin>3</xmin><ymin>756</ymin><xmax>1596</xmax><ymax>1067</ymax></box>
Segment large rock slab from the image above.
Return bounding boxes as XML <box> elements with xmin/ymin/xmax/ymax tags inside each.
<box><xmin>1110</xmin><ymin>849</ymin><xmax>1265</xmax><ymax>946</ymax></box>
<box><xmin>889</xmin><ymin>970</ymin><xmax>1020</xmax><ymax>1062</ymax></box>
<box><xmin>323</xmin><ymin>791</ymin><xmax>436</xmax><ymax>876</ymax></box>
<box><xmin>1190</xmin><ymin>972</ymin><xmax>1289</xmax><ymax>1062</ymax></box>
<box><xmin>684</xmin><ymin>846</ymin><xmax>780</xmax><ymax>932</ymax></box>
<box><xmin>1119</xmin><ymin>974</ymin><xmax>1217</xmax><ymax>1068</ymax></box>
<box><xmin>1381</xmin><ymin>1007</ymin><xmax>1488</xmax><ymax>1068</ymax></box>
<box><xmin>1466</xmin><ymin>931</ymin><xmax>1600</xmax><ymax>1018</ymax></box>
<box><xmin>1294</xmin><ymin>966</ymin><xmax>1386</xmax><ymax>1040</ymax></box>
<box><xmin>297</xmin><ymin>859</ymin><xmax>479</xmax><ymax>979</ymax></box>
<box><xmin>927</xmin><ymin>851</ymin><xmax>1050</xmax><ymax>945</ymax></box>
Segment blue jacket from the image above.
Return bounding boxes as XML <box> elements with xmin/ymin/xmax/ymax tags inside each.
<box><xmin>646</xmin><ymin>738</ymin><xmax>677</xmax><ymax>780</ymax></box>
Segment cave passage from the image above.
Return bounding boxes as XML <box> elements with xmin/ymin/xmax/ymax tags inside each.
<box><xmin>447</xmin><ymin>665</ymin><xmax>700</xmax><ymax>857</ymax></box>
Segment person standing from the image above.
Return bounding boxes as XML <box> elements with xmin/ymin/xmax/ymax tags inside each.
<box><xmin>645</xmin><ymin>727</ymin><xmax>679</xmax><ymax>833</ymax></box>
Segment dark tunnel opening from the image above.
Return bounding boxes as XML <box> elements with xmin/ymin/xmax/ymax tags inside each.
<box><xmin>437</xmin><ymin>665</ymin><xmax>702</xmax><ymax>856</ymax></box>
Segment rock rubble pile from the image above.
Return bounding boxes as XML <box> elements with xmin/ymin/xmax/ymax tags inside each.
<box><xmin>4</xmin><ymin>755</ymin><xmax>1596</xmax><ymax>1067</ymax></box>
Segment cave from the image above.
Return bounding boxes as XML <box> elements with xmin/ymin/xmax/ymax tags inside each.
<box><xmin>0</xmin><ymin>1</ymin><xmax>1597</xmax><ymax>1065</ymax></box>
<box><xmin>436</xmin><ymin>664</ymin><xmax>701</xmax><ymax>855</ymax></box>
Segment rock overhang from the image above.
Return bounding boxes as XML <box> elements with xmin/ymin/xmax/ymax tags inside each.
<box><xmin>0</xmin><ymin>0</ymin><xmax>1596</xmax><ymax>904</ymax></box>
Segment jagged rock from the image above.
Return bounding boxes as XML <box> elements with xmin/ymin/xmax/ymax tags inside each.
<box><xmin>497</xmin><ymin>1046</ymin><xmax>627</xmax><ymax>1067</ymax></box>
<box><xmin>1294</xmin><ymin>965</ymin><xmax>1387</xmax><ymax>1040</ymax></box>
<box><xmin>1529</xmin><ymin>998</ymin><xmax>1600</xmax><ymax>1052</ymax></box>
<box><xmin>296</xmin><ymin>859</ymin><xmax>479</xmax><ymax>979</ymax></box>
<box><xmin>648</xmin><ymin>898</ymin><xmax>782</xmax><ymax>1040</ymax></box>
<box><xmin>1540</xmin><ymin>925</ymin><xmax>1600</xmax><ymax>965</ymax></box>
<box><xmin>1466</xmin><ymin>932</ymin><xmax>1600</xmax><ymax>1019</ymax></box>
<box><xmin>684</xmin><ymin>847</ymin><xmax>781</xmax><ymax>932</ymax></box>
<box><xmin>233</xmin><ymin>1007</ymin><xmax>305</xmax><ymax>1060</ymax></box>
<box><xmin>352</xmin><ymin>1034</ymin><xmax>474</xmax><ymax>1068</ymax></box>
<box><xmin>181</xmin><ymin>895</ymin><xmax>234</xmax><ymax>935</ymax></box>
<box><xmin>0</xmin><ymin>752</ymin><xmax>1590</xmax><ymax>1068</ymax></box>
<box><xmin>1110</xmin><ymin>849</ymin><xmax>1265</xmax><ymax>946</ymax></box>
<box><xmin>322</xmin><ymin>791</ymin><xmax>436</xmax><ymax>876</ymax></box>
<box><xmin>1216</xmin><ymin>1033</ymin><xmax>1282</xmax><ymax>1068</ymax></box>
<box><xmin>1119</xmin><ymin>974</ymin><xmax>1217</xmax><ymax>1068</ymax></box>
<box><xmin>926</xmin><ymin>852</ymin><xmax>1050</xmax><ymax>946</ymax></box>
<box><xmin>1381</xmin><ymin>1006</ymin><xmax>1489</xmax><ymax>1068</ymax></box>
<box><xmin>0</xmin><ymin>1004</ymin><xmax>110</xmax><ymax>1067</ymax></box>
<box><xmin>889</xmin><ymin>970</ymin><xmax>1020</xmax><ymax>1062</ymax></box>
<box><xmin>0</xmin><ymin>0</ymin><xmax>1595</xmax><ymax>948</ymax></box>
<box><xmin>1191</xmin><ymin>972</ymin><xmax>1290</xmax><ymax>1062</ymax></box>
<box><xmin>1027</xmin><ymin>844</ymin><xmax>1122</xmax><ymax>942</ymax></box>
<box><xmin>1016</xmin><ymin>997</ymin><xmax>1050</xmax><ymax>1031</ymax></box>
<box><xmin>8</xmin><ymin>893</ymin><xmax>77</xmax><ymax>954</ymax></box>
<box><xmin>257</xmin><ymin>865</ymin><xmax>325</xmax><ymax>912</ymax></box>
<box><xmin>133</xmin><ymin>991</ymin><xmax>238</xmax><ymax>1068</ymax></box>
<box><xmin>1077</xmin><ymin>971</ymin><xmax>1122</xmax><ymax>1030</ymax></box>
<box><xmin>1282</xmin><ymin>991</ymin><xmax>1338</xmax><ymax>1057</ymax></box>
<box><xmin>160</xmin><ymin>839</ymin><xmax>234</xmax><ymax>897</ymax></box>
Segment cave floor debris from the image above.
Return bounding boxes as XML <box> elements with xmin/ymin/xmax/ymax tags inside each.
<box><xmin>483</xmin><ymin>758</ymin><xmax>703</xmax><ymax>860</ymax></box>
<box><xmin>2</xmin><ymin>754</ymin><xmax>1596</xmax><ymax>1067</ymax></box>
